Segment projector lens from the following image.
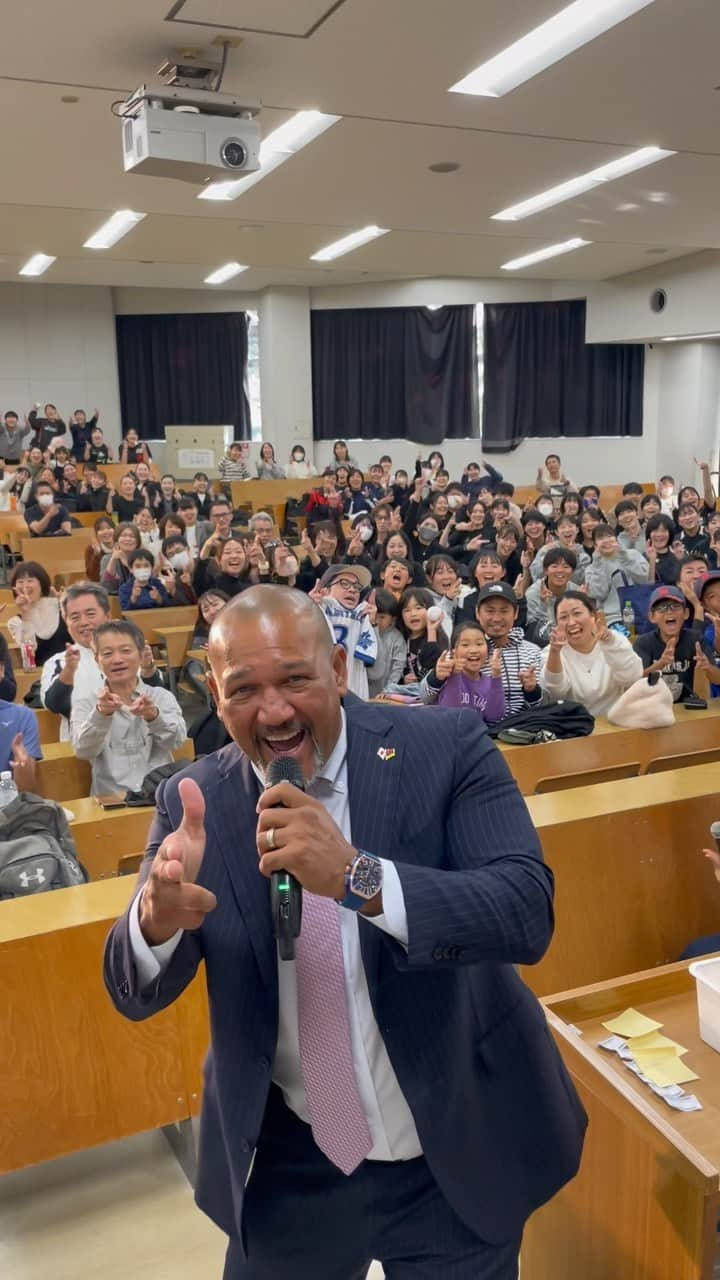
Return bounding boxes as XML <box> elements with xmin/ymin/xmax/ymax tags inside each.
<box><xmin>221</xmin><ymin>139</ymin><xmax>248</xmax><ymax>169</ymax></box>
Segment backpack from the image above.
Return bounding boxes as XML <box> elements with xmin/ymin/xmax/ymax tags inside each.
<box><xmin>125</xmin><ymin>759</ymin><xmax>188</xmax><ymax>806</ymax></box>
<box><xmin>0</xmin><ymin>793</ymin><xmax>88</xmax><ymax>899</ymax></box>
<box><xmin>489</xmin><ymin>699</ymin><xmax>595</xmax><ymax>743</ymax></box>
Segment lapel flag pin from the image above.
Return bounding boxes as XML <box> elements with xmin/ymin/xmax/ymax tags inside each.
<box><xmin>377</xmin><ymin>747</ymin><xmax>396</xmax><ymax>762</ymax></box>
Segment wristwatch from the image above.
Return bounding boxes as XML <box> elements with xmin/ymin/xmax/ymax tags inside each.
<box><xmin>336</xmin><ymin>851</ymin><xmax>384</xmax><ymax>911</ymax></box>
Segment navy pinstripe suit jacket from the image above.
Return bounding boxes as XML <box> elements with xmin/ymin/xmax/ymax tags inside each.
<box><xmin>104</xmin><ymin>695</ymin><xmax>586</xmax><ymax>1245</ymax></box>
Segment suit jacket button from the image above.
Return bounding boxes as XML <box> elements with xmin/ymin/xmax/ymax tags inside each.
<box><xmin>432</xmin><ymin>946</ymin><xmax>444</xmax><ymax>961</ymax></box>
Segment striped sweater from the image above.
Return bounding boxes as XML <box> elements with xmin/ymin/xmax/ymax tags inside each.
<box><xmin>482</xmin><ymin>628</ymin><xmax>543</xmax><ymax>722</ymax></box>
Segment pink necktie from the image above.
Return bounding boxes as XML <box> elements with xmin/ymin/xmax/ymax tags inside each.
<box><xmin>294</xmin><ymin>891</ymin><xmax>373</xmax><ymax>1174</ymax></box>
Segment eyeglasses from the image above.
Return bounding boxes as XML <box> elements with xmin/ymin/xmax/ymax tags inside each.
<box><xmin>653</xmin><ymin>601</ymin><xmax>683</xmax><ymax>613</ymax></box>
<box><xmin>334</xmin><ymin>578</ymin><xmax>361</xmax><ymax>593</ymax></box>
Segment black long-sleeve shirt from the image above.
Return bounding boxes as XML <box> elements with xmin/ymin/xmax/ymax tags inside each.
<box><xmin>0</xmin><ymin>634</ymin><xmax>16</xmax><ymax>702</ymax></box>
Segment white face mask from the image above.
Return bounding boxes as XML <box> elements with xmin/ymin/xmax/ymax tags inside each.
<box><xmin>358</xmin><ymin>526</ymin><xmax>373</xmax><ymax>543</ymax></box>
<box><xmin>418</xmin><ymin>524</ymin><xmax>438</xmax><ymax>544</ymax></box>
<box><xmin>37</xmin><ymin>493</ymin><xmax>53</xmax><ymax>508</ymax></box>
<box><xmin>133</xmin><ymin>567</ymin><xmax>152</xmax><ymax>583</ymax></box>
<box><xmin>292</xmin><ymin>454</ymin><xmax>304</xmax><ymax>464</ymax></box>
<box><xmin>169</xmin><ymin>552</ymin><xmax>189</xmax><ymax>570</ymax></box>
<box><xmin>538</xmin><ymin>504</ymin><xmax>554</xmax><ymax>519</ymax></box>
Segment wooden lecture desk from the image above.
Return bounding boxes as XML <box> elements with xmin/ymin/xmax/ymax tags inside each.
<box><xmin>523</xmin><ymin>763</ymin><xmax>720</xmax><ymax>998</ymax></box>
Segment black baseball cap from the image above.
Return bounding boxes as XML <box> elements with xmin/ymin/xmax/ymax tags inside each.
<box><xmin>475</xmin><ymin>582</ymin><xmax>518</xmax><ymax>607</ymax></box>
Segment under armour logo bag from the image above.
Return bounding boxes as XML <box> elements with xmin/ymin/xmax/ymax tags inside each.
<box><xmin>0</xmin><ymin>793</ymin><xmax>88</xmax><ymax>900</ymax></box>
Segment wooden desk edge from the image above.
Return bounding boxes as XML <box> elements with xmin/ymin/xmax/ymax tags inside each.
<box><xmin>0</xmin><ymin>876</ymin><xmax>136</xmax><ymax>944</ymax></box>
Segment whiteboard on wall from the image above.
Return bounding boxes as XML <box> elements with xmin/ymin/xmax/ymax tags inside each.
<box><xmin>165</xmin><ymin>425</ymin><xmax>233</xmax><ymax>478</ymax></box>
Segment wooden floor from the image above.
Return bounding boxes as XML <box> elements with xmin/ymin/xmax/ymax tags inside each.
<box><xmin>0</xmin><ymin>1132</ymin><xmax>386</xmax><ymax>1279</ymax></box>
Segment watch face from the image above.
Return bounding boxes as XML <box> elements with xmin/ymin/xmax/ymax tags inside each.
<box><xmin>351</xmin><ymin>854</ymin><xmax>383</xmax><ymax>900</ymax></box>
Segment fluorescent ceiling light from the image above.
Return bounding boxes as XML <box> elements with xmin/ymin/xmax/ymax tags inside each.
<box><xmin>18</xmin><ymin>253</ymin><xmax>56</xmax><ymax>277</ymax></box>
<box><xmin>204</xmin><ymin>262</ymin><xmax>249</xmax><ymax>285</ymax></box>
<box><xmin>492</xmin><ymin>146</ymin><xmax>675</xmax><ymax>221</ymax></box>
<box><xmin>449</xmin><ymin>0</ymin><xmax>656</xmax><ymax>97</ymax></box>
<box><xmin>199</xmin><ymin>110</ymin><xmax>340</xmax><ymax>202</ymax></box>
<box><xmin>83</xmin><ymin>209</ymin><xmax>146</xmax><ymax>249</ymax></box>
<box><xmin>501</xmin><ymin>237</ymin><xmax>590</xmax><ymax>271</ymax></box>
<box><xmin>310</xmin><ymin>225</ymin><xmax>389</xmax><ymax>262</ymax></box>
<box><xmin>660</xmin><ymin>333</ymin><xmax>720</xmax><ymax>342</ymax></box>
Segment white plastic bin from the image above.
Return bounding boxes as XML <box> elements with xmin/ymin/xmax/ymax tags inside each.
<box><xmin>689</xmin><ymin>956</ymin><xmax>720</xmax><ymax>1053</ymax></box>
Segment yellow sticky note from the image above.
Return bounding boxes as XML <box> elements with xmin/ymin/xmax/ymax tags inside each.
<box><xmin>640</xmin><ymin>1058</ymin><xmax>699</xmax><ymax>1088</ymax></box>
<box><xmin>602</xmin><ymin>1009</ymin><xmax>663</xmax><ymax>1038</ymax></box>
<box><xmin>628</xmin><ymin>1031</ymin><xmax>688</xmax><ymax>1056</ymax></box>
<box><xmin>633</xmin><ymin>1048</ymin><xmax>685</xmax><ymax>1070</ymax></box>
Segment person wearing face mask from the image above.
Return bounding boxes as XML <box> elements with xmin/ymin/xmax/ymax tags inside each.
<box><xmin>24</xmin><ymin>480</ymin><xmax>73</xmax><ymax>537</ymax></box>
<box><xmin>286</xmin><ymin>445</ymin><xmax>313</xmax><ymax>479</ymax></box>
<box><xmin>265</xmin><ymin>542</ymin><xmax>300</xmax><ymax>588</ymax></box>
<box><xmin>158</xmin><ymin>536</ymin><xmax>197</xmax><ymax>606</ymax></box>
<box><xmin>535</xmin><ymin>496</ymin><xmax>557</xmax><ymax>528</ymax></box>
<box><xmin>118</xmin><ymin>549</ymin><xmax>171</xmax><ymax>611</ymax></box>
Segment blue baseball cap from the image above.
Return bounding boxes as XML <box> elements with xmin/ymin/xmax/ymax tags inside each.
<box><xmin>648</xmin><ymin>585</ymin><xmax>685</xmax><ymax>609</ymax></box>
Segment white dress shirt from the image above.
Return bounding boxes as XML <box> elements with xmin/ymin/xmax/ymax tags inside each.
<box><xmin>129</xmin><ymin>711</ymin><xmax>422</xmax><ymax>1162</ymax></box>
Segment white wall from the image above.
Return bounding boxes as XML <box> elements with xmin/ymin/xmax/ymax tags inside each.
<box><xmin>0</xmin><ymin>283</ymin><xmax>122</xmax><ymax>450</ymax></box>
<box><xmin>585</xmin><ymin>251</ymin><xmax>720</xmax><ymax>344</ymax></box>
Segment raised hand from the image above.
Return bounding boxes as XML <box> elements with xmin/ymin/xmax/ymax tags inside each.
<box><xmin>300</xmin><ymin>528</ymin><xmax>313</xmax><ymax>554</ymax></box>
<box><xmin>96</xmin><ymin>686</ymin><xmax>121</xmax><ymax>717</ymax></box>
<box><xmin>129</xmin><ymin>693</ymin><xmax>159</xmax><ymax>722</ymax></box>
<box><xmin>595</xmin><ymin>611</ymin><xmax>612</xmax><ymax>643</ymax></box>
<box><xmin>139</xmin><ymin>777</ymin><xmax>214</xmax><ymax>945</ymax></box>
<box><xmin>695</xmin><ymin>641</ymin><xmax>715</xmax><ymax>673</ymax></box>
<box><xmin>130</xmin><ymin>579</ymin><xmax>142</xmax><ymax>603</ymax></box>
<box><xmin>489</xmin><ymin>648</ymin><xmax>502</xmax><ymax>679</ymax></box>
<box><xmin>519</xmin><ymin>666</ymin><xmax>538</xmax><ymax>692</ymax></box>
<box><xmin>149</xmin><ymin>586</ymin><xmax>163</xmax><ymax>605</ymax></box>
<box><xmin>64</xmin><ymin>643</ymin><xmax>81</xmax><ymax>678</ymax></box>
<box><xmin>549</xmin><ymin>624</ymin><xmax>567</xmax><ymax>651</ymax></box>
<box><xmin>434</xmin><ymin>649</ymin><xmax>455</xmax><ymax>682</ymax></box>
<box><xmin>308</xmin><ymin>582</ymin><xmax>328</xmax><ymax>605</ymax></box>
<box><xmin>390</xmin><ymin>506</ymin><xmax>403</xmax><ymax>531</ymax></box>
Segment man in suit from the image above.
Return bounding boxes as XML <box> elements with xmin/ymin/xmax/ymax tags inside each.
<box><xmin>104</xmin><ymin>586</ymin><xmax>586</xmax><ymax>1279</ymax></box>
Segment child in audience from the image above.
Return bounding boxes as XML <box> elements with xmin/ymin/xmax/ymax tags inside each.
<box><xmin>71</xmin><ymin>620</ymin><xmax>185</xmax><ymax>796</ymax></box>
<box><xmin>101</xmin><ymin>523</ymin><xmax>142</xmax><ymax>595</ymax></box>
<box><xmin>541</xmin><ymin>591</ymin><xmax>642</xmax><ymax>717</ymax></box>
<box><xmin>531</xmin><ymin>515</ymin><xmax>589</xmax><ymax>584</ymax></box>
<box><xmin>345</xmin><ymin>468</ymin><xmax>374</xmax><ymax>517</ymax></box>
<box><xmin>110</xmin><ymin>472</ymin><xmax>145</xmax><ymax>522</ymax></box>
<box><xmin>185</xmin><ymin>471</ymin><xmax>214</xmax><ymax>519</ymax></box>
<box><xmin>559</xmin><ymin>491</ymin><xmax>583</xmax><ymax>521</ymax></box>
<box><xmin>494</xmin><ymin>522</ymin><xmax>523</xmax><ymax>584</ymax></box>
<box><xmin>421</xmin><ymin>622</ymin><xmax>505</xmax><ymax>720</ymax></box>
<box><xmin>677</xmin><ymin>501</ymin><xmax>710</xmax><ymax>556</ymax></box>
<box><xmin>425</xmin><ymin>554</ymin><xmax>472</xmax><ymax>632</ymax></box>
<box><xmin>366</xmin><ymin>589</ymin><xmax>406</xmax><ymax>698</ymax></box>
<box><xmin>378</xmin><ymin>557</ymin><xmax>414</xmax><ymax>600</ymax></box>
<box><xmin>120</xmin><ymin>429</ymin><xmax>152</xmax><ymax>465</ymax></box>
<box><xmin>312</xmin><ymin>563</ymin><xmax>377</xmax><ymax>698</ymax></box>
<box><xmin>691</xmin><ymin>572</ymin><xmax>720</xmax><ymax>697</ymax></box>
<box><xmin>633</xmin><ymin>585</ymin><xmax>718</xmax><ymax>705</ymax></box>
<box><xmin>219</xmin><ymin>441</ymin><xmax>250</xmax><ymax>482</ymax></box>
<box><xmin>305</xmin><ymin>468</ymin><xmax>345</xmax><ymax>532</ymax></box>
<box><xmin>286</xmin><ymin>444</ymin><xmax>313</xmax><ymax>479</ymax></box>
<box><xmin>396</xmin><ymin>587</ymin><xmax>447</xmax><ymax>684</ymax></box>
<box><xmin>525</xmin><ymin>547</ymin><xmax>577</xmax><ymax>646</ymax></box>
<box><xmin>585</xmin><ymin>523</ymin><xmax>649</xmax><ymax>623</ymax></box>
<box><xmin>69</xmin><ymin>407</ymin><xmax>99</xmax><ymax>460</ymax></box>
<box><xmin>520</xmin><ymin>508</ymin><xmax>549</xmax><ymax>557</ymax></box>
<box><xmin>85</xmin><ymin>425</ymin><xmax>112</xmax><ymax>464</ymax></box>
<box><xmin>256</xmin><ymin>442</ymin><xmax>286</xmax><ymax>480</ymax></box>
<box><xmin>85</xmin><ymin>516</ymin><xmax>116</xmax><ymax>581</ymax></box>
<box><xmin>640</xmin><ymin>493</ymin><xmax>662</xmax><ymax>521</ymax></box>
<box><xmin>158</xmin><ymin>535</ymin><xmax>196</xmax><ymax>605</ymax></box>
<box><xmin>644</xmin><ymin>513</ymin><xmax>681</xmax><ymax>584</ymax></box>
<box><xmin>614</xmin><ymin>500</ymin><xmax>647</xmax><ymax>554</ymax></box>
<box><xmin>677</xmin><ymin>555</ymin><xmax>708</xmax><ymax>624</ymax></box>
<box><xmin>78</xmin><ymin>467</ymin><xmax>110</xmax><ymax>512</ymax></box>
<box><xmin>119</xmin><ymin>548</ymin><xmax>171</xmax><ymax>611</ymax></box>
<box><xmin>474</xmin><ymin>583</ymin><xmax>541</xmax><ymax>720</ymax></box>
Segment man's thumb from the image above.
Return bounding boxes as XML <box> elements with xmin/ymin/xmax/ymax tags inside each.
<box><xmin>178</xmin><ymin>777</ymin><xmax>206</xmax><ymax>838</ymax></box>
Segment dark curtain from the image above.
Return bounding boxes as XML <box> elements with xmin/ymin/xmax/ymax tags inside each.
<box><xmin>311</xmin><ymin>305</ymin><xmax>479</xmax><ymax>444</ymax></box>
<box><xmin>482</xmin><ymin>299</ymin><xmax>644</xmax><ymax>451</ymax></box>
<box><xmin>115</xmin><ymin>312</ymin><xmax>251</xmax><ymax>439</ymax></box>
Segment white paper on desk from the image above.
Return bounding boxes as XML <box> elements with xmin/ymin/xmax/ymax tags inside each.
<box><xmin>667</xmin><ymin>1093</ymin><xmax>703</xmax><ymax>1112</ymax></box>
<box><xmin>599</xmin><ymin>1035</ymin><xmax>627</xmax><ymax>1053</ymax></box>
<box><xmin>649</xmin><ymin>1082</ymin><xmax>684</xmax><ymax>1100</ymax></box>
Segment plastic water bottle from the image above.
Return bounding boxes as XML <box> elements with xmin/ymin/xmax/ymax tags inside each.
<box><xmin>622</xmin><ymin>600</ymin><xmax>635</xmax><ymax>638</ymax></box>
<box><xmin>0</xmin><ymin>771</ymin><xmax>18</xmax><ymax>808</ymax></box>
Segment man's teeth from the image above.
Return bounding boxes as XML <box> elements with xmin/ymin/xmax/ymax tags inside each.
<box><xmin>266</xmin><ymin>729</ymin><xmax>303</xmax><ymax>743</ymax></box>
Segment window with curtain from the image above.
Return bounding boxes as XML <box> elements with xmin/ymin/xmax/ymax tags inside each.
<box><xmin>482</xmin><ymin>298</ymin><xmax>644</xmax><ymax>451</ymax></box>
<box><xmin>115</xmin><ymin>311</ymin><xmax>252</xmax><ymax>439</ymax></box>
<box><xmin>311</xmin><ymin>304</ymin><xmax>479</xmax><ymax>444</ymax></box>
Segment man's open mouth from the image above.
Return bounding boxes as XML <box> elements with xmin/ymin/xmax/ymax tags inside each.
<box><xmin>261</xmin><ymin>728</ymin><xmax>308</xmax><ymax>756</ymax></box>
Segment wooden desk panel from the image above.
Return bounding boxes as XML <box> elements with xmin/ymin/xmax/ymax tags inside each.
<box><xmin>0</xmin><ymin>878</ymin><xmax>209</xmax><ymax>1173</ymax></box>
<box><xmin>522</xmin><ymin>961</ymin><xmax>720</xmax><ymax>1280</ymax></box>
<box><xmin>67</xmin><ymin>799</ymin><xmax>156</xmax><ymax>877</ymax></box>
<box><xmin>501</xmin><ymin>703</ymin><xmax>720</xmax><ymax>795</ymax></box>
<box><xmin>523</xmin><ymin>766</ymin><xmax>720</xmax><ymax>996</ymax></box>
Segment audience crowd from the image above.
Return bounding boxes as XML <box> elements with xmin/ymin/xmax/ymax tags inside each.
<box><xmin>0</xmin><ymin>413</ymin><xmax>718</xmax><ymax>798</ymax></box>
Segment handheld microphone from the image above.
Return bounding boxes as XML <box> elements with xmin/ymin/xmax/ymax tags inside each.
<box><xmin>710</xmin><ymin>822</ymin><xmax>720</xmax><ymax>854</ymax></box>
<box><xmin>265</xmin><ymin>755</ymin><xmax>304</xmax><ymax>961</ymax></box>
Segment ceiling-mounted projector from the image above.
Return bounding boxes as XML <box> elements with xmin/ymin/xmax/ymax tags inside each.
<box><xmin>119</xmin><ymin>84</ymin><xmax>261</xmax><ymax>183</ymax></box>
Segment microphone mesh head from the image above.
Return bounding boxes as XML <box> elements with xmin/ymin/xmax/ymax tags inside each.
<box><xmin>266</xmin><ymin>755</ymin><xmax>305</xmax><ymax>791</ymax></box>
<box><xmin>710</xmin><ymin>822</ymin><xmax>720</xmax><ymax>841</ymax></box>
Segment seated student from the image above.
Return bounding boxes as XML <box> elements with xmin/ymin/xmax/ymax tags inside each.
<box><xmin>71</xmin><ymin>620</ymin><xmax>185</xmax><ymax>796</ymax></box>
<box><xmin>7</xmin><ymin>562</ymin><xmax>70</xmax><ymax>666</ymax></box>
<box><xmin>132</xmin><ymin>459</ymin><xmax>160</xmax><ymax>511</ymax></box>
<box><xmin>286</xmin><ymin>444</ymin><xmax>313</xmax><ymax>479</ymax></box>
<box><xmin>0</xmin><ymin>629</ymin><xmax>16</xmax><ymax>703</ymax></box>
<box><xmin>621</xmin><ymin>481</ymin><xmax>645</xmax><ymax>508</ymax></box>
<box><xmin>677</xmin><ymin>554</ymin><xmax>709</xmax><ymax>624</ymax></box>
<box><xmin>674</xmin><ymin>469</ymin><xmax>715</xmax><ymax>523</ymax></box>
<box><xmin>56</xmin><ymin>461</ymin><xmax>80</xmax><ymax>513</ymax></box>
<box><xmin>389</xmin><ymin>468</ymin><xmax>411</xmax><ymax>513</ymax></box>
<box><xmin>692</xmin><ymin>572</ymin><xmax>720</xmax><ymax>698</ymax></box>
<box><xmin>541</xmin><ymin>591</ymin><xmax>643</xmax><ymax>717</ymax></box>
<box><xmin>579</xmin><ymin>483</ymin><xmax>603</xmax><ymax>511</ymax></box>
<box><xmin>100</xmin><ymin>522</ymin><xmax>142</xmax><ymax>595</ymax></box>
<box><xmin>640</xmin><ymin>492</ymin><xmax>662</xmax><ymax>522</ymax></box>
<box><xmin>370</xmin><ymin>503</ymin><xmax>393</xmax><ymax>557</ymax></box>
<box><xmin>68</xmin><ymin>407</ymin><xmax>98</xmax><ymax>461</ymax></box>
<box><xmin>342</xmin><ymin>516</ymin><xmax>376</xmax><ymax>575</ymax></box>
<box><xmin>375</xmin><ymin>532</ymin><xmax>427</xmax><ymax>585</ymax></box>
<box><xmin>705</xmin><ymin>510</ymin><xmax>720</xmax><ymax>568</ymax></box>
<box><xmin>363</xmin><ymin>463</ymin><xmax>388</xmax><ymax>504</ymax></box>
<box><xmin>296</xmin><ymin>520</ymin><xmax>342</xmax><ymax>592</ymax></box>
<box><xmin>585</xmin><ymin>523</ymin><xmax>649</xmax><ymax>624</ymax></box>
<box><xmin>677</xmin><ymin>501</ymin><xmax>711</xmax><ymax>557</ymax></box>
<box><xmin>24</xmin><ymin>479</ymin><xmax>72</xmax><ymax>537</ymax></box>
<box><xmin>110</xmin><ymin>472</ymin><xmax>146</xmax><ymax>523</ymax></box>
<box><xmin>155</xmin><ymin>474</ymin><xmax>180</xmax><ymax>518</ymax></box>
<box><xmin>420</xmin><ymin>621</ymin><xmax>505</xmax><ymax>721</ymax></box>
<box><xmin>0</xmin><ymin>711</ymin><xmax>42</xmax><ymax>791</ymax></box>
<box><xmin>460</xmin><ymin>458</ymin><xmax>504</xmax><ymax>501</ymax></box>
<box><xmin>578</xmin><ymin>507</ymin><xmax>604</xmax><ymax>556</ymax></box>
<box><xmin>559</xmin><ymin>491</ymin><xmax>582</xmax><ymax>521</ymax></box>
<box><xmin>377</xmin><ymin>556</ymin><xmax>414</xmax><ymax>601</ymax></box>
<box><xmin>344</xmin><ymin>468</ymin><xmax>374</xmax><ymax>517</ymax></box>
<box><xmin>394</xmin><ymin>587</ymin><xmax>448</xmax><ymax>687</ymax></box>
<box><xmin>5</xmin><ymin>464</ymin><xmax>32</xmax><ymax>513</ymax></box>
<box><xmin>525</xmin><ymin>548</ymin><xmax>577</xmax><ymax>647</ymax></box>
<box><xmin>200</xmin><ymin>496</ymin><xmax>236</xmax><ymax>552</ymax></box>
<box><xmin>77</xmin><ymin>467</ymin><xmax>110</xmax><ymax>512</ymax></box>
<box><xmin>311</xmin><ymin>563</ymin><xmax>378</xmax><ymax>698</ymax></box>
<box><xmin>459</xmin><ymin>549</ymin><xmax>524</xmax><ymax>623</ymax></box>
<box><xmin>119</xmin><ymin>428</ymin><xmax>152</xmax><ymax>465</ymax></box>
<box><xmin>521</xmin><ymin>508</ymin><xmax>549</xmax><ymax>558</ymax></box>
<box><xmin>218</xmin><ymin>441</ymin><xmax>250</xmax><ymax>483</ymax></box>
<box><xmin>530</xmin><ymin>515</ymin><xmax>589</xmax><ymax>585</ymax></box>
<box><xmin>633</xmin><ymin>585</ymin><xmax>720</xmax><ymax>705</ymax></box>
<box><xmin>118</xmin><ymin>548</ymin><xmax>171</xmax><ymax>611</ymax></box>
<box><xmin>443</xmin><ymin>499</ymin><xmax>493</xmax><ymax>565</ymax></box>
<box><xmin>262</xmin><ymin>541</ymin><xmax>299</xmax><ymax>588</ymax></box>
<box><xmin>193</xmin><ymin>535</ymin><xmax>251</xmax><ymax>598</ymax></box>
<box><xmin>534</xmin><ymin>495</ymin><xmax>557</xmax><ymax>527</ymax></box>
<box><xmin>472</xmin><ymin>582</ymin><xmax>542</xmax><ymax>720</ymax></box>
<box><xmin>0</xmin><ymin>409</ymin><xmax>31</xmax><ymax>462</ymax></box>
<box><xmin>366</xmin><ymin>588</ymin><xmax>406</xmax><ymax>698</ymax></box>
<box><xmin>182</xmin><ymin>471</ymin><xmax>214</xmax><ymax>520</ymax></box>
<box><xmin>182</xmin><ymin>589</ymin><xmax>230</xmax><ymax>705</ymax></box>
<box><xmin>157</xmin><ymin>535</ymin><xmax>196</xmax><ymax>605</ymax></box>
<box><xmin>23</xmin><ymin>445</ymin><xmax>47</xmax><ymax>479</ymax></box>
<box><xmin>177</xmin><ymin>495</ymin><xmax>212</xmax><ymax>558</ymax></box>
<box><xmin>134</xmin><ymin>506</ymin><xmax>162</xmax><ymax>560</ymax></box>
<box><xmin>305</xmin><ymin>468</ymin><xmax>345</xmax><ymax>532</ymax></box>
<box><xmin>41</xmin><ymin>582</ymin><xmax>162</xmax><ymax>741</ymax></box>
<box><xmin>425</xmin><ymin>554</ymin><xmax>473</xmax><ymax>633</ymax></box>
<box><xmin>84</xmin><ymin>424</ymin><xmax>112</xmax><ymax>465</ymax></box>
<box><xmin>614</xmin><ymin>499</ymin><xmax>647</xmax><ymax>554</ymax></box>
<box><xmin>493</xmin><ymin>521</ymin><xmax>523</xmax><ymax>585</ymax></box>
<box><xmin>28</xmin><ymin>402</ymin><xmax>69</xmax><ymax>451</ymax></box>
<box><xmin>644</xmin><ymin>513</ymin><xmax>681</xmax><ymax>584</ymax></box>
